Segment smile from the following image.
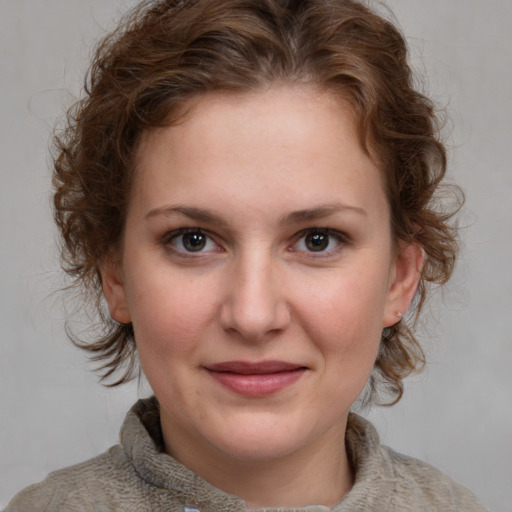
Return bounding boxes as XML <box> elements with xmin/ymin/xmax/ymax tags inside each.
<box><xmin>205</xmin><ymin>361</ymin><xmax>307</xmax><ymax>397</ymax></box>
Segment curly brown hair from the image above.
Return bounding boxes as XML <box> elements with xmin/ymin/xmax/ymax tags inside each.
<box><xmin>53</xmin><ymin>0</ymin><xmax>461</xmax><ymax>404</ymax></box>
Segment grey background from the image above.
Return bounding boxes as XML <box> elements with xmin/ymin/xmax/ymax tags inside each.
<box><xmin>1</xmin><ymin>0</ymin><xmax>511</xmax><ymax>510</ymax></box>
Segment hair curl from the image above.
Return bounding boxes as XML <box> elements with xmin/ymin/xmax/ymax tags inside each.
<box><xmin>53</xmin><ymin>0</ymin><xmax>461</xmax><ymax>404</ymax></box>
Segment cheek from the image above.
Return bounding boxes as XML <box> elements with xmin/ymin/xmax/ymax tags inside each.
<box><xmin>129</xmin><ymin>274</ymin><xmax>217</xmax><ymax>408</ymax></box>
<box><xmin>295</xmin><ymin>266</ymin><xmax>388</xmax><ymax>356</ymax></box>
<box><xmin>127</xmin><ymin>270</ymin><xmax>221</xmax><ymax>359</ymax></box>
<box><xmin>306</xmin><ymin>262</ymin><xmax>390</xmax><ymax>314</ymax></box>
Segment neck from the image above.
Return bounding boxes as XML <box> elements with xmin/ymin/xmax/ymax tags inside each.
<box><xmin>162</xmin><ymin>419</ymin><xmax>354</xmax><ymax>508</ymax></box>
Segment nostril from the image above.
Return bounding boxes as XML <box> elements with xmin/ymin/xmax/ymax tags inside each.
<box><xmin>218</xmin><ymin>262</ymin><xmax>291</xmax><ymax>341</ymax></box>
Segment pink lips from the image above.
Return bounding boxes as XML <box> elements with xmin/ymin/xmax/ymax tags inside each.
<box><xmin>205</xmin><ymin>361</ymin><xmax>306</xmax><ymax>397</ymax></box>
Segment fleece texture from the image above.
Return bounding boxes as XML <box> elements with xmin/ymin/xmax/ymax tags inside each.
<box><xmin>6</xmin><ymin>397</ymin><xmax>487</xmax><ymax>512</ymax></box>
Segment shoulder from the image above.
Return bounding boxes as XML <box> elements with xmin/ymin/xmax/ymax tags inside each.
<box><xmin>382</xmin><ymin>446</ymin><xmax>487</xmax><ymax>511</ymax></box>
<box><xmin>343</xmin><ymin>413</ymin><xmax>488</xmax><ymax>511</ymax></box>
<box><xmin>5</xmin><ymin>398</ymin><xmax>176</xmax><ymax>512</ymax></box>
<box><xmin>5</xmin><ymin>445</ymin><xmax>137</xmax><ymax>512</ymax></box>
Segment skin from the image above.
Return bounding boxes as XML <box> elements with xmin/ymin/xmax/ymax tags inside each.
<box><xmin>101</xmin><ymin>85</ymin><xmax>423</xmax><ymax>507</ymax></box>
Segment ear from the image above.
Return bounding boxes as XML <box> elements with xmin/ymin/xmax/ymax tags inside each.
<box><xmin>100</xmin><ymin>254</ymin><xmax>131</xmax><ymax>324</ymax></box>
<box><xmin>382</xmin><ymin>242</ymin><xmax>424</xmax><ymax>327</ymax></box>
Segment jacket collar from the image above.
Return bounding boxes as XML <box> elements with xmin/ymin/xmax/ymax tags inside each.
<box><xmin>120</xmin><ymin>397</ymin><xmax>393</xmax><ymax>511</ymax></box>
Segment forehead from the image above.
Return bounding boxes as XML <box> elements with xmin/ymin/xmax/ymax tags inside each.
<box><xmin>131</xmin><ymin>85</ymin><xmax>388</xmax><ymax>222</ymax></box>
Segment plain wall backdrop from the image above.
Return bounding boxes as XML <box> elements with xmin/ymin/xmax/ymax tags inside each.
<box><xmin>1</xmin><ymin>0</ymin><xmax>511</xmax><ymax>510</ymax></box>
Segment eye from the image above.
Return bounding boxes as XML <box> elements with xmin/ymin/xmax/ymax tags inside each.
<box><xmin>165</xmin><ymin>229</ymin><xmax>219</xmax><ymax>254</ymax></box>
<box><xmin>291</xmin><ymin>228</ymin><xmax>346</xmax><ymax>254</ymax></box>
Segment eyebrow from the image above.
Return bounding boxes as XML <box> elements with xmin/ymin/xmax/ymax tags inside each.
<box><xmin>279</xmin><ymin>203</ymin><xmax>367</xmax><ymax>225</ymax></box>
<box><xmin>145</xmin><ymin>205</ymin><xmax>229</xmax><ymax>227</ymax></box>
<box><xmin>145</xmin><ymin>202</ymin><xmax>366</xmax><ymax>225</ymax></box>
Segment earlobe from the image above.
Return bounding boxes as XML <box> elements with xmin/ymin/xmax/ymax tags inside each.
<box><xmin>100</xmin><ymin>256</ymin><xmax>131</xmax><ymax>324</ymax></box>
<box><xmin>383</xmin><ymin>243</ymin><xmax>424</xmax><ymax>327</ymax></box>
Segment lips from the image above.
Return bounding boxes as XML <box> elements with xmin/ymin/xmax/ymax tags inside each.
<box><xmin>205</xmin><ymin>360</ymin><xmax>307</xmax><ymax>397</ymax></box>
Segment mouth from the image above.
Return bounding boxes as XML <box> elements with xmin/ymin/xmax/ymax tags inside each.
<box><xmin>204</xmin><ymin>360</ymin><xmax>307</xmax><ymax>397</ymax></box>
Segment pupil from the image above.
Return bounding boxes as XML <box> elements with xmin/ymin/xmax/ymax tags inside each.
<box><xmin>306</xmin><ymin>232</ymin><xmax>328</xmax><ymax>251</ymax></box>
<box><xmin>183</xmin><ymin>232</ymin><xmax>206</xmax><ymax>251</ymax></box>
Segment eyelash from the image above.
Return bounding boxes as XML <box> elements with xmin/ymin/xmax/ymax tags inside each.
<box><xmin>161</xmin><ymin>228</ymin><xmax>221</xmax><ymax>256</ymax></box>
<box><xmin>161</xmin><ymin>227</ymin><xmax>349</xmax><ymax>258</ymax></box>
<box><xmin>289</xmin><ymin>228</ymin><xmax>349</xmax><ymax>257</ymax></box>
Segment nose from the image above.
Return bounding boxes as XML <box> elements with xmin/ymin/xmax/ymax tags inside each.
<box><xmin>220</xmin><ymin>252</ymin><xmax>291</xmax><ymax>343</ymax></box>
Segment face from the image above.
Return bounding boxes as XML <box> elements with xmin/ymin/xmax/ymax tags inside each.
<box><xmin>102</xmin><ymin>85</ymin><xmax>421</xmax><ymax>470</ymax></box>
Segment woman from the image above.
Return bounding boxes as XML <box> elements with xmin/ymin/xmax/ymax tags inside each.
<box><xmin>6</xmin><ymin>0</ymin><xmax>487</xmax><ymax>510</ymax></box>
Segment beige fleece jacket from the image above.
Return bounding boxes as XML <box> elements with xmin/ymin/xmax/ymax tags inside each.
<box><xmin>6</xmin><ymin>397</ymin><xmax>488</xmax><ymax>511</ymax></box>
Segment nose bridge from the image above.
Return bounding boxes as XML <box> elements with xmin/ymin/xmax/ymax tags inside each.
<box><xmin>220</xmin><ymin>245</ymin><xmax>289</xmax><ymax>341</ymax></box>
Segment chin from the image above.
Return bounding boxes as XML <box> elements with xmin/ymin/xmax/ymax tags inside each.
<box><xmin>207</xmin><ymin>414</ymin><xmax>329</xmax><ymax>462</ymax></box>
<box><xmin>218</xmin><ymin>435</ymin><xmax>304</xmax><ymax>462</ymax></box>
